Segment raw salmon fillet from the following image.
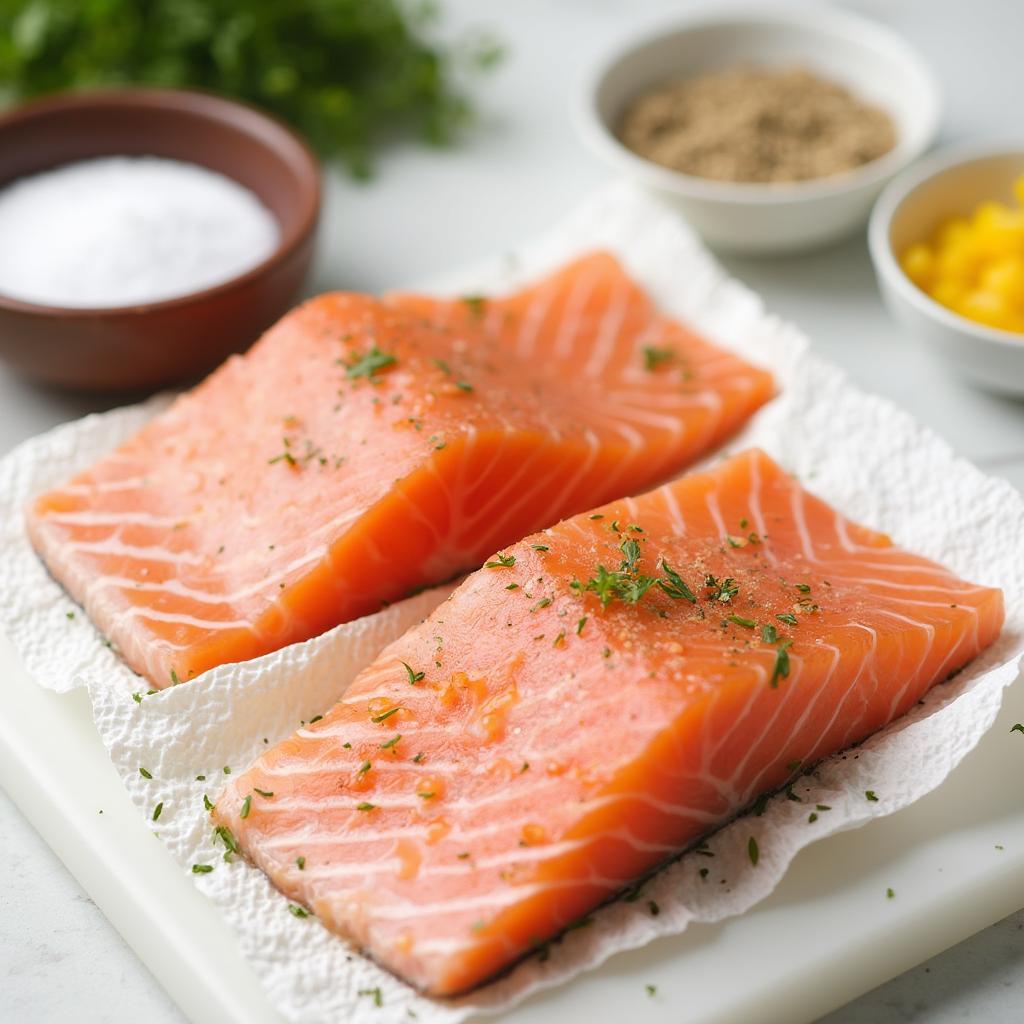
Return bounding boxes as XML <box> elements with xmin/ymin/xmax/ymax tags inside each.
<box><xmin>26</xmin><ymin>253</ymin><xmax>772</xmax><ymax>687</ymax></box>
<box><xmin>213</xmin><ymin>448</ymin><xmax>1003</xmax><ymax>996</ymax></box>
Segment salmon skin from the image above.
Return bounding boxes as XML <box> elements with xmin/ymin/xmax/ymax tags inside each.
<box><xmin>213</xmin><ymin>448</ymin><xmax>1003</xmax><ymax>996</ymax></box>
<box><xmin>26</xmin><ymin>253</ymin><xmax>772</xmax><ymax>688</ymax></box>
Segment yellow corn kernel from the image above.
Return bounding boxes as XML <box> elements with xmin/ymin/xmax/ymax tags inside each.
<box><xmin>979</xmin><ymin>255</ymin><xmax>1024</xmax><ymax>308</ymax></box>
<box><xmin>935</xmin><ymin>217</ymin><xmax>970</xmax><ymax>249</ymax></box>
<box><xmin>957</xmin><ymin>289</ymin><xmax>1013</xmax><ymax>329</ymax></box>
<box><xmin>930</xmin><ymin>279</ymin><xmax>965</xmax><ymax>311</ymax></box>
<box><xmin>936</xmin><ymin>240</ymin><xmax>980</xmax><ymax>284</ymax></box>
<box><xmin>901</xmin><ymin>243</ymin><xmax>934</xmax><ymax>288</ymax></box>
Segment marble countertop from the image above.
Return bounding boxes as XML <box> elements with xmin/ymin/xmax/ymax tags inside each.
<box><xmin>1</xmin><ymin>1</ymin><xmax>1022</xmax><ymax>1021</ymax></box>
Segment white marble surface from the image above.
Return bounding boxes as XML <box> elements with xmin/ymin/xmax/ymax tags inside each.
<box><xmin>1</xmin><ymin>0</ymin><xmax>1022</xmax><ymax>1021</ymax></box>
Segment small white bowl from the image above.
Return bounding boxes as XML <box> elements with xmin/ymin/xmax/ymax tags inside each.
<box><xmin>869</xmin><ymin>145</ymin><xmax>1024</xmax><ymax>396</ymax></box>
<box><xmin>575</xmin><ymin>4</ymin><xmax>941</xmax><ymax>253</ymax></box>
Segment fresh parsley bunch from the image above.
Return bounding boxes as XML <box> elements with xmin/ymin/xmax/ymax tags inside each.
<box><xmin>0</xmin><ymin>0</ymin><xmax>500</xmax><ymax>176</ymax></box>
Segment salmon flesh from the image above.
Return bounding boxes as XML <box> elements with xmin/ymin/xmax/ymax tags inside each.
<box><xmin>26</xmin><ymin>253</ymin><xmax>772</xmax><ymax>687</ymax></box>
<box><xmin>213</xmin><ymin>448</ymin><xmax>1003</xmax><ymax>995</ymax></box>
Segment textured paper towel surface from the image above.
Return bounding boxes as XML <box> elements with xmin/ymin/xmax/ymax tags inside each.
<box><xmin>3</xmin><ymin>183</ymin><xmax>1024</xmax><ymax>1024</ymax></box>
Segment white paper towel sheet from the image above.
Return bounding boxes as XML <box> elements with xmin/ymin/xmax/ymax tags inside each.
<box><xmin>1</xmin><ymin>183</ymin><xmax>1022</xmax><ymax>1024</ymax></box>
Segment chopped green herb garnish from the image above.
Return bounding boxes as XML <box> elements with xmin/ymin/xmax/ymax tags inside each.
<box><xmin>66</xmin><ymin>610</ymin><xmax>75</xmax><ymax>619</ymax></box>
<box><xmin>642</xmin><ymin>345</ymin><xmax>674</xmax><ymax>371</ymax></box>
<box><xmin>268</xmin><ymin>450</ymin><xmax>297</xmax><ymax>467</ymax></box>
<box><xmin>356</xmin><ymin>801</ymin><xmax>376</xmax><ymax>811</ymax></box>
<box><xmin>371</xmin><ymin>706</ymin><xmax>401</xmax><ymax>723</ymax></box>
<box><xmin>170</xmin><ymin>669</ymin><xmax>180</xmax><ymax>685</ymax></box>
<box><xmin>647</xmin><ymin>899</ymin><xmax>660</xmax><ymax>916</ymax></box>
<box><xmin>769</xmin><ymin>640</ymin><xmax>792</xmax><ymax>688</ymax></box>
<box><xmin>619</xmin><ymin>537</ymin><xmax>641</xmax><ymax>572</ymax></box>
<box><xmin>455</xmin><ymin>380</ymin><xmax>473</xmax><ymax>393</ymax></box>
<box><xmin>345</xmin><ymin>345</ymin><xmax>396</xmax><ymax>380</ymax></box>
<box><xmin>254</xmin><ymin>788</ymin><xmax>274</xmax><ymax>798</ymax></box>
<box><xmin>203</xmin><ymin>794</ymin><xmax>214</xmax><ymax>812</ymax></box>
<box><xmin>358</xmin><ymin>986</ymin><xmax>384</xmax><ymax>1007</ymax></box>
<box><xmin>645</xmin><ymin>984</ymin><xmax>657</xmax><ymax>998</ymax></box>
<box><xmin>288</xmin><ymin>904</ymin><xmax>309</xmax><ymax>918</ymax></box>
<box><xmin>776</xmin><ymin>613</ymin><xmax>798</xmax><ymax>626</ymax></box>
<box><xmin>658</xmin><ymin>560</ymin><xmax>696</xmax><ymax>602</ymax></box>
<box><xmin>131</xmin><ymin>692</ymin><xmax>142</xmax><ymax>704</ymax></box>
<box><xmin>532</xmin><ymin>544</ymin><xmax>549</xmax><ymax>552</ymax></box>
<box><xmin>484</xmin><ymin>552</ymin><xmax>516</xmax><ymax>568</ymax></box>
<box><xmin>401</xmin><ymin>661</ymin><xmax>425</xmax><ymax>684</ymax></box>
<box><xmin>761</xmin><ymin>623</ymin><xmax>778</xmax><ymax>643</ymax></box>
<box><xmin>589</xmin><ymin>514</ymin><xmax>604</xmax><ymax>520</ymax></box>
<box><xmin>506</xmin><ymin>582</ymin><xmax>519</xmax><ymax>590</ymax></box>
<box><xmin>413</xmin><ymin>752</ymin><xmax>426</xmax><ymax>763</ymax></box>
<box><xmin>358</xmin><ymin>760</ymin><xmax>372</xmax><ymax>775</ymax></box>
<box><xmin>794</xmin><ymin>583</ymin><xmax>812</xmax><ymax>593</ymax></box>
<box><xmin>214</xmin><ymin>825</ymin><xmax>239</xmax><ymax>855</ymax></box>
<box><xmin>380</xmin><ymin>734</ymin><xmax>401</xmax><ymax>750</ymax></box>
<box><xmin>342</xmin><ymin>742</ymin><xmax>352</xmax><ymax>749</ymax></box>
<box><xmin>417</xmin><ymin>791</ymin><xmax>436</xmax><ymax>800</ymax></box>
<box><xmin>865</xmin><ymin>790</ymin><xmax>879</xmax><ymax>802</ymax></box>
<box><xmin>223</xmin><ymin>766</ymin><xmax>231</xmax><ymax>775</ymax></box>
<box><xmin>192</xmin><ymin>864</ymin><xmax>214</xmax><ymax>874</ymax></box>
<box><xmin>309</xmin><ymin>715</ymin><xmax>323</xmax><ymax>724</ymax></box>
<box><xmin>808</xmin><ymin>812</ymin><xmax>818</xmax><ymax>823</ymax></box>
<box><xmin>152</xmin><ymin>802</ymin><xmax>163</xmax><ymax>822</ymax></box>
<box><xmin>747</xmin><ymin>836</ymin><xmax>759</xmax><ymax>866</ymax></box>
<box><xmin>704</xmin><ymin>574</ymin><xmax>739</xmax><ymax>603</ymax></box>
<box><xmin>462</xmin><ymin>295</ymin><xmax>487</xmax><ymax>318</ymax></box>
<box><xmin>576</xmin><ymin>616</ymin><xmax>587</xmax><ymax>636</ymax></box>
<box><xmin>195</xmin><ymin>774</ymin><xmax>206</xmax><ymax>782</ymax></box>
<box><xmin>139</xmin><ymin>767</ymin><xmax>152</xmax><ymax>780</ymax></box>
<box><xmin>727</xmin><ymin>614</ymin><xmax>756</xmax><ymax>629</ymax></box>
<box><xmin>1011</xmin><ymin>723</ymin><xmax>1024</xmax><ymax>734</ymax></box>
<box><xmin>457</xmin><ymin>851</ymin><xmax>471</xmax><ymax>859</ymax></box>
<box><xmin>582</xmin><ymin>564</ymin><xmax>657</xmax><ymax>608</ymax></box>
<box><xmin>296</xmin><ymin>856</ymin><xmax>306</xmax><ymax>870</ymax></box>
<box><xmin>432</xmin><ymin>357</ymin><xmax>451</xmax><ymax>375</ymax></box>
<box><xmin>239</xmin><ymin>796</ymin><xmax>252</xmax><ymax>819</ymax></box>
<box><xmin>886</xmin><ymin>887</ymin><xmax>895</xmax><ymax>899</ymax></box>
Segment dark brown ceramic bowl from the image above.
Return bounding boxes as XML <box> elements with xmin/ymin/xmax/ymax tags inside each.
<box><xmin>0</xmin><ymin>88</ymin><xmax>320</xmax><ymax>392</ymax></box>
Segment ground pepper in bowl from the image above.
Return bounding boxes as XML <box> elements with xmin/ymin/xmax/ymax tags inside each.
<box><xmin>619</xmin><ymin>65</ymin><xmax>896</xmax><ymax>184</ymax></box>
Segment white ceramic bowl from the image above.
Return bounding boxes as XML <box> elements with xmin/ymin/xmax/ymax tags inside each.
<box><xmin>869</xmin><ymin>145</ymin><xmax>1024</xmax><ymax>396</ymax></box>
<box><xmin>575</xmin><ymin>4</ymin><xmax>941</xmax><ymax>253</ymax></box>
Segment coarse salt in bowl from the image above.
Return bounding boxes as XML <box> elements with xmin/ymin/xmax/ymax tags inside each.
<box><xmin>0</xmin><ymin>155</ymin><xmax>281</xmax><ymax>309</ymax></box>
<box><xmin>0</xmin><ymin>88</ymin><xmax>320</xmax><ymax>393</ymax></box>
<box><xmin>575</xmin><ymin>3</ymin><xmax>941</xmax><ymax>253</ymax></box>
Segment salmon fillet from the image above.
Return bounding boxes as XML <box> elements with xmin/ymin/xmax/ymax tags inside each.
<box><xmin>213</xmin><ymin>448</ymin><xmax>1003</xmax><ymax>995</ymax></box>
<box><xmin>26</xmin><ymin>253</ymin><xmax>772</xmax><ymax>687</ymax></box>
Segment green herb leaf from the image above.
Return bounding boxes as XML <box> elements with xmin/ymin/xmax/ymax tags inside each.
<box><xmin>401</xmin><ymin>661</ymin><xmax>425</xmax><ymax>684</ymax></box>
<box><xmin>358</xmin><ymin>986</ymin><xmax>384</xmax><ymax>1007</ymax></box>
<box><xmin>484</xmin><ymin>552</ymin><xmax>516</xmax><ymax>568</ymax></box>
<box><xmin>776</xmin><ymin>613</ymin><xmax>798</xmax><ymax>626</ymax></box>
<box><xmin>1011</xmin><ymin>723</ymin><xmax>1024</xmax><ymax>734</ymax></box>
<box><xmin>865</xmin><ymin>790</ymin><xmax>879</xmax><ymax>802</ymax></box>
<box><xmin>371</xmin><ymin>706</ymin><xmax>401</xmax><ymax>723</ymax></box>
<box><xmin>642</xmin><ymin>346</ymin><xmax>674</xmax><ymax>371</ymax></box>
<box><xmin>658</xmin><ymin>561</ymin><xmax>696</xmax><ymax>602</ymax></box>
<box><xmin>727</xmin><ymin>614</ymin><xmax>756</xmax><ymax>629</ymax></box>
<box><xmin>254</xmin><ymin>788</ymin><xmax>274</xmax><ymax>798</ymax></box>
<box><xmin>761</xmin><ymin>623</ymin><xmax>778</xmax><ymax>643</ymax></box>
<box><xmin>239</xmin><ymin>795</ymin><xmax>252</xmax><ymax>819</ymax></box>
<box><xmin>192</xmin><ymin>864</ymin><xmax>214</xmax><ymax>874</ymax></box>
<box><xmin>769</xmin><ymin>640</ymin><xmax>792</xmax><ymax>688</ymax></box>
<box><xmin>355</xmin><ymin>801</ymin><xmax>376</xmax><ymax>811</ymax></box>
<box><xmin>214</xmin><ymin>825</ymin><xmax>239</xmax><ymax>855</ymax></box>
<box><xmin>345</xmin><ymin>345</ymin><xmax>396</xmax><ymax>380</ymax></box>
<box><xmin>288</xmin><ymin>904</ymin><xmax>309</xmax><ymax>918</ymax></box>
<box><xmin>151</xmin><ymin>801</ymin><xmax>163</xmax><ymax>822</ymax></box>
<box><xmin>139</xmin><ymin>767</ymin><xmax>152</xmax><ymax>780</ymax></box>
<box><xmin>380</xmin><ymin>734</ymin><xmax>401</xmax><ymax>750</ymax></box>
<box><xmin>296</xmin><ymin>856</ymin><xmax>306</xmax><ymax>870</ymax></box>
<box><xmin>747</xmin><ymin>836</ymin><xmax>759</xmax><ymax>866</ymax></box>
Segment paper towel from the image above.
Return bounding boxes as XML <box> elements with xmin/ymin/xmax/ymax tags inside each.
<box><xmin>2</xmin><ymin>183</ymin><xmax>1022</xmax><ymax>1024</ymax></box>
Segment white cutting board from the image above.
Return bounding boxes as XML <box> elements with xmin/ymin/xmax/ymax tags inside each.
<box><xmin>2</xmin><ymin>630</ymin><xmax>1022</xmax><ymax>1024</ymax></box>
